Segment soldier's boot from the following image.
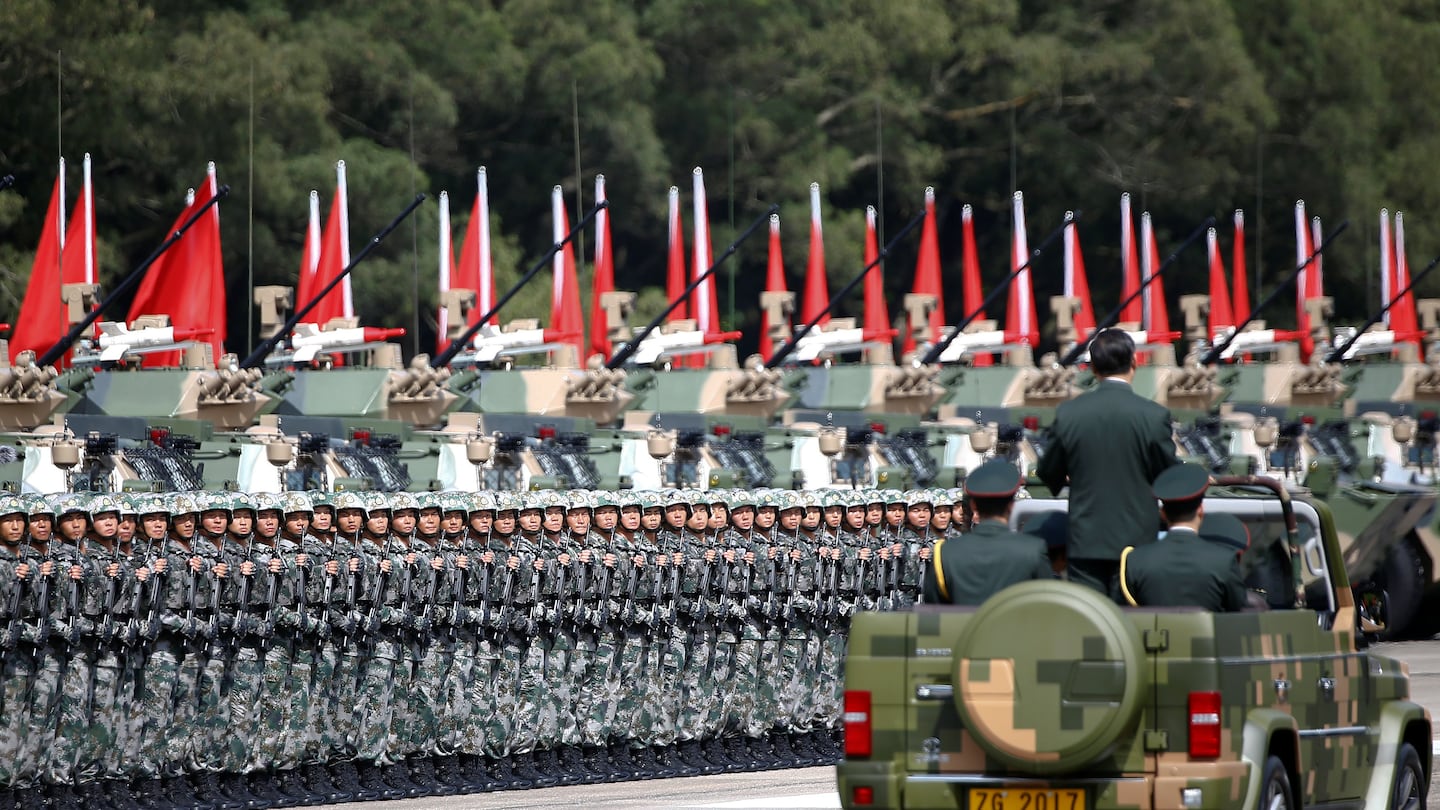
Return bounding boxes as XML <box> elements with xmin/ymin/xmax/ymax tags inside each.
<box><xmin>663</xmin><ymin>743</ymin><xmax>700</xmax><ymax>778</ymax></box>
<box><xmin>14</xmin><ymin>788</ymin><xmax>46</xmax><ymax>810</ymax></box>
<box><xmin>160</xmin><ymin>775</ymin><xmax>203</xmax><ymax>810</ymax></box>
<box><xmin>577</xmin><ymin>744</ymin><xmax>614</xmax><ymax>783</ymax></box>
<box><xmin>699</xmin><ymin>737</ymin><xmax>732</xmax><ymax>773</ymax></box>
<box><xmin>327</xmin><ymin>762</ymin><xmax>377</xmax><ymax>803</ymax></box>
<box><xmin>102</xmin><ymin>778</ymin><xmax>143</xmax><ymax>810</ymax></box>
<box><xmin>754</xmin><ymin>734</ymin><xmax>785</xmax><ymax>769</ymax></box>
<box><xmin>607</xmin><ymin>741</ymin><xmax>641</xmax><ymax>780</ymax></box>
<box><xmin>272</xmin><ymin>769</ymin><xmax>312</xmax><ymax>806</ymax></box>
<box><xmin>221</xmin><ymin>773</ymin><xmax>271</xmax><ymax>809</ymax></box>
<box><xmin>242</xmin><ymin>772</ymin><xmax>291</xmax><ymax>809</ymax></box>
<box><xmin>380</xmin><ymin>761</ymin><xmax>430</xmax><ymax>799</ymax></box>
<box><xmin>784</xmin><ymin>731</ymin><xmax>817</xmax><ymax>767</ymax></box>
<box><xmin>481</xmin><ymin>754</ymin><xmax>529</xmax><ymax>791</ymax></box>
<box><xmin>549</xmin><ymin>748</ymin><xmax>586</xmax><ymax>786</ymax></box>
<box><xmin>130</xmin><ymin>779</ymin><xmax>168</xmax><ymax>809</ymax></box>
<box><xmin>726</xmin><ymin>736</ymin><xmax>760</xmax><ymax>771</ymax></box>
<box><xmin>355</xmin><ymin>763</ymin><xmax>404</xmax><ymax>802</ymax></box>
<box><xmin>190</xmin><ymin>773</ymin><xmax>245</xmax><ymax>810</ymax></box>
<box><xmin>302</xmin><ymin>762</ymin><xmax>351</xmax><ymax>804</ymax></box>
<box><xmin>830</xmin><ymin>725</ymin><xmax>845</xmax><ymax>758</ymax></box>
<box><xmin>507</xmin><ymin>752</ymin><xmax>554</xmax><ymax>789</ymax></box>
<box><xmin>409</xmin><ymin>756</ymin><xmax>455</xmax><ymax>797</ymax></box>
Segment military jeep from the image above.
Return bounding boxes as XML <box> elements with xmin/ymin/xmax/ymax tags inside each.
<box><xmin>838</xmin><ymin>477</ymin><xmax>1431</xmax><ymax>809</ymax></box>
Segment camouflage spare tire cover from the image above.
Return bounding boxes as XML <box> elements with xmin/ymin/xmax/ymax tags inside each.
<box><xmin>952</xmin><ymin>581</ymin><xmax>1145</xmax><ymax>775</ymax></box>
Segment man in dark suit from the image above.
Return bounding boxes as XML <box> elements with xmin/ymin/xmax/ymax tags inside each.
<box><xmin>1036</xmin><ymin>328</ymin><xmax>1179</xmax><ymax>594</ymax></box>
<box><xmin>1119</xmin><ymin>464</ymin><xmax>1247</xmax><ymax>611</ymax></box>
<box><xmin>922</xmin><ymin>460</ymin><xmax>1052</xmax><ymax>605</ymax></box>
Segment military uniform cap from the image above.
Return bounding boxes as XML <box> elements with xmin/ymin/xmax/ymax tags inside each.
<box><xmin>252</xmin><ymin>492</ymin><xmax>283</xmax><ymax>513</ymax></box>
<box><xmin>279</xmin><ymin>491</ymin><xmax>313</xmax><ymax>514</ymax></box>
<box><xmin>1198</xmin><ymin>512</ymin><xmax>1250</xmax><ymax>551</ymax></box>
<box><xmin>50</xmin><ymin>493</ymin><xmax>89</xmax><ymax>518</ymax></box>
<box><xmin>331</xmin><ymin>491</ymin><xmax>365</xmax><ymax>511</ymax></box>
<box><xmin>389</xmin><ymin>492</ymin><xmax>419</xmax><ymax>513</ymax></box>
<box><xmin>24</xmin><ymin>494</ymin><xmax>54</xmax><ymax>517</ymax></box>
<box><xmin>0</xmin><ymin>495</ymin><xmax>25</xmax><ymax>519</ymax></box>
<box><xmin>964</xmin><ymin>460</ymin><xmax>1024</xmax><ymax>499</ymax></box>
<box><xmin>87</xmin><ymin>494</ymin><xmax>124</xmax><ymax>517</ymax></box>
<box><xmin>1152</xmin><ymin>463</ymin><xmax>1210</xmax><ymax>503</ymax></box>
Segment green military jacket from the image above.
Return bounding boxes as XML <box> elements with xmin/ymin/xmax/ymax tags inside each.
<box><xmin>1036</xmin><ymin>379</ymin><xmax>1178</xmax><ymax>560</ymax></box>
<box><xmin>1120</xmin><ymin>528</ymin><xmax>1247</xmax><ymax>612</ymax></box>
<box><xmin>921</xmin><ymin>520</ymin><xmax>1052</xmax><ymax>606</ymax></box>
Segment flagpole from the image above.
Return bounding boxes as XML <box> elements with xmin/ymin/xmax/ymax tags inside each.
<box><xmin>37</xmin><ymin>186</ymin><xmax>232</xmax><ymax>368</ymax></box>
<box><xmin>607</xmin><ymin>204</ymin><xmax>777</xmax><ymax>371</ymax></box>
<box><xmin>240</xmin><ymin>193</ymin><xmax>426</xmax><ymax>369</ymax></box>
<box><xmin>1201</xmin><ymin>221</ymin><xmax>1349</xmax><ymax>366</ymax></box>
<box><xmin>768</xmin><ymin>207</ymin><xmax>927</xmax><ymax>370</ymax></box>
<box><xmin>435</xmin><ymin>200</ymin><xmax>607</xmax><ymax>369</ymax></box>
<box><xmin>923</xmin><ymin>212</ymin><xmax>1077</xmax><ymax>366</ymax></box>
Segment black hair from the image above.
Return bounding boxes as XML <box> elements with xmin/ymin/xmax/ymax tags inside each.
<box><xmin>1089</xmin><ymin>329</ymin><xmax>1136</xmax><ymax>377</ymax></box>
<box><xmin>970</xmin><ymin>497</ymin><xmax>1010</xmax><ymax>520</ymax></box>
<box><xmin>1160</xmin><ymin>498</ymin><xmax>1202</xmax><ymax>525</ymax></box>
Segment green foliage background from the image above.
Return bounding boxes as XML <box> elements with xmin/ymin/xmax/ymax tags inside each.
<box><xmin>0</xmin><ymin>0</ymin><xmax>1434</xmax><ymax>358</ymax></box>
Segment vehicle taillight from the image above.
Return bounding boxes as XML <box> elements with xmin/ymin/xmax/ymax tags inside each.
<box><xmin>843</xmin><ymin>690</ymin><xmax>872</xmax><ymax>758</ymax></box>
<box><xmin>1188</xmin><ymin>691</ymin><xmax>1222</xmax><ymax>758</ymax></box>
<box><xmin>851</xmin><ymin>786</ymin><xmax>874</xmax><ymax>806</ymax></box>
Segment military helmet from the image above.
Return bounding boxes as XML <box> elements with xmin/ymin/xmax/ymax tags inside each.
<box><xmin>754</xmin><ymin>490</ymin><xmax>781</xmax><ymax>510</ymax></box>
<box><xmin>471</xmin><ymin>491</ymin><xmax>497</xmax><ymax>513</ymax></box>
<box><xmin>905</xmin><ymin>490</ymin><xmax>934</xmax><ymax>507</ymax></box>
<box><xmin>707</xmin><ymin>489</ymin><xmax>729</xmax><ymax>506</ymax></box>
<box><xmin>362</xmin><ymin>492</ymin><xmax>391</xmax><ymax>513</ymax></box>
<box><xmin>279</xmin><ymin>491</ymin><xmax>313</xmax><ymax>515</ymax></box>
<box><xmin>517</xmin><ymin>492</ymin><xmax>542</xmax><ymax>512</ymax></box>
<box><xmin>331</xmin><ymin>491</ymin><xmax>365</xmax><ymax>512</ymax></box>
<box><xmin>729</xmin><ymin>490</ymin><xmax>755</xmax><ymax>510</ymax></box>
<box><xmin>227</xmin><ymin>492</ymin><xmax>257</xmax><ymax>515</ymax></box>
<box><xmin>134</xmin><ymin>492</ymin><xmax>170</xmax><ymax>517</ymax></box>
<box><xmin>49</xmin><ymin>493</ymin><xmax>90</xmax><ymax>518</ymax></box>
<box><xmin>800</xmin><ymin>491</ymin><xmax>820</xmax><ymax>509</ymax></box>
<box><xmin>864</xmin><ymin>489</ymin><xmax>886</xmax><ymax>506</ymax></box>
<box><xmin>566</xmin><ymin>490</ymin><xmax>593</xmax><ymax>511</ymax></box>
<box><xmin>23</xmin><ymin>494</ymin><xmax>54</xmax><ymax>518</ymax></box>
<box><xmin>118</xmin><ymin>493</ymin><xmax>141</xmax><ymax>516</ymax></box>
<box><xmin>493</xmin><ymin>492</ymin><xmax>518</xmax><ymax>513</ymax></box>
<box><xmin>613</xmin><ymin>490</ymin><xmax>639</xmax><ymax>509</ymax></box>
<box><xmin>169</xmin><ymin>492</ymin><xmax>200</xmax><ymax>516</ymax></box>
<box><xmin>251</xmin><ymin>492</ymin><xmax>283</xmax><ymax>514</ymax></box>
<box><xmin>931</xmin><ymin>489</ymin><xmax>954</xmax><ymax>508</ymax></box>
<box><xmin>412</xmin><ymin>492</ymin><xmax>439</xmax><ymax>512</ymax></box>
<box><xmin>86</xmin><ymin>493</ymin><xmax>124</xmax><ymax>517</ymax></box>
<box><xmin>389</xmin><ymin>492</ymin><xmax>419</xmax><ymax>513</ymax></box>
<box><xmin>0</xmin><ymin>495</ymin><xmax>25</xmax><ymax>519</ymax></box>
<box><xmin>309</xmin><ymin>491</ymin><xmax>336</xmax><ymax>512</ymax></box>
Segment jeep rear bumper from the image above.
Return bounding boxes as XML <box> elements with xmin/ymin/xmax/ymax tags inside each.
<box><xmin>837</xmin><ymin>762</ymin><xmax>1251</xmax><ymax>810</ymax></box>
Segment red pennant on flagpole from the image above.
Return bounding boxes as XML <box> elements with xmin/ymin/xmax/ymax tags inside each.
<box><xmin>589</xmin><ymin>174</ymin><xmax>616</xmax><ymax>360</ymax></box>
<box><xmin>1006</xmin><ymin>192</ymin><xmax>1039</xmax><ymax>346</ymax></box>
<box><xmin>1231</xmin><ymin>211</ymin><xmax>1250</xmax><ymax>325</ymax></box>
<box><xmin>665</xmin><ymin>186</ymin><xmax>687</xmax><ymax>324</ymax></box>
<box><xmin>960</xmin><ymin>201</ymin><xmax>991</xmax><ymax>366</ymax></box>
<box><xmin>455</xmin><ymin>168</ymin><xmax>494</xmax><ymax>331</ymax></box>
<box><xmin>801</xmin><ymin>182</ymin><xmax>830</xmax><ymax>327</ymax></box>
<box><xmin>759</xmin><ymin>213</ymin><xmax>787</xmax><ymax>360</ymax></box>
<box><xmin>903</xmin><ymin>187</ymin><xmax>945</xmax><ymax>356</ymax></box>
<box><xmin>551</xmin><ymin>185</ymin><xmax>584</xmax><ymax>361</ymax></box>
<box><xmin>1064</xmin><ymin>211</ymin><xmax>1096</xmax><ymax>340</ymax></box>
<box><xmin>11</xmin><ymin>162</ymin><xmax>66</xmax><ymax>361</ymax></box>
<box><xmin>1294</xmin><ymin>201</ymin><xmax>1314</xmax><ymax>361</ymax></box>
<box><xmin>436</xmin><ymin>191</ymin><xmax>459</xmax><ymax>354</ymax></box>
<box><xmin>1206</xmin><ymin>227</ymin><xmax>1234</xmax><ymax>336</ymax></box>
<box><xmin>862</xmin><ymin>206</ymin><xmax>890</xmax><ymax>343</ymax></box>
<box><xmin>1393</xmin><ymin>211</ymin><xmax>1421</xmax><ymax>343</ymax></box>
<box><xmin>1120</xmin><ymin>194</ymin><xmax>1142</xmax><ymax>326</ymax></box>
<box><xmin>1141</xmin><ymin>212</ymin><xmax>1169</xmax><ymax>335</ymax></box>
<box><xmin>304</xmin><ymin>161</ymin><xmax>354</xmax><ymax>328</ymax></box>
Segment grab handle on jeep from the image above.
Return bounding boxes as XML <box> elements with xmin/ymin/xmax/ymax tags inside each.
<box><xmin>915</xmin><ymin>684</ymin><xmax>954</xmax><ymax>701</ymax></box>
<box><xmin>1212</xmin><ymin>475</ymin><xmax>1305</xmax><ymax>609</ymax></box>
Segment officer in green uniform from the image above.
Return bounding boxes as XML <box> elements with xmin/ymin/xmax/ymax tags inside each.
<box><xmin>1119</xmin><ymin>464</ymin><xmax>1247</xmax><ymax>612</ymax></box>
<box><xmin>1036</xmin><ymin>328</ymin><xmax>1178</xmax><ymax>594</ymax></box>
<box><xmin>922</xmin><ymin>460</ymin><xmax>1052</xmax><ymax>605</ymax></box>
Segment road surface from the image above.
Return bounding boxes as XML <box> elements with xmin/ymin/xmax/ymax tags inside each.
<box><xmin>329</xmin><ymin>639</ymin><xmax>1440</xmax><ymax>809</ymax></box>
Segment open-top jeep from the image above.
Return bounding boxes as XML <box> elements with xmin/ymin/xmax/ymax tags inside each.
<box><xmin>838</xmin><ymin>477</ymin><xmax>1431</xmax><ymax>809</ymax></box>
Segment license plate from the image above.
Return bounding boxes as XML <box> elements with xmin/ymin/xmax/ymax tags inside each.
<box><xmin>968</xmin><ymin>788</ymin><xmax>1085</xmax><ymax>810</ymax></box>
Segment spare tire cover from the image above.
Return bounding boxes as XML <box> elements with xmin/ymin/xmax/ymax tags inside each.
<box><xmin>952</xmin><ymin>581</ymin><xmax>1145</xmax><ymax>774</ymax></box>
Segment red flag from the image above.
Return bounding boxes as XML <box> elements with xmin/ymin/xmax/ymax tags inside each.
<box><xmin>1141</xmin><ymin>212</ymin><xmax>1169</xmax><ymax>335</ymax></box>
<box><xmin>1294</xmin><ymin>201</ymin><xmax>1315</xmax><ymax>360</ymax></box>
<box><xmin>960</xmin><ymin>201</ymin><xmax>991</xmax><ymax>366</ymax></box>
<box><xmin>11</xmin><ymin>162</ymin><xmax>66</xmax><ymax>361</ymax></box>
<box><xmin>1006</xmin><ymin>191</ymin><xmax>1039</xmax><ymax>346</ymax></box>
<box><xmin>801</xmin><ymin>182</ymin><xmax>830</xmax><ymax>326</ymax></box>
<box><xmin>302</xmin><ymin>161</ymin><xmax>354</xmax><ymax>327</ymax></box>
<box><xmin>1064</xmin><ymin>211</ymin><xmax>1096</xmax><ymax>339</ymax></box>
<box><xmin>862</xmin><ymin>205</ymin><xmax>889</xmax><ymax>339</ymax></box>
<box><xmin>1231</xmin><ymin>211</ymin><xmax>1250</xmax><ymax>325</ymax></box>
<box><xmin>455</xmin><ymin>167</ymin><xmax>494</xmax><ymax>331</ymax></box>
<box><xmin>1380</xmin><ymin>209</ymin><xmax>1394</xmax><ymax>328</ymax></box>
<box><xmin>127</xmin><ymin>164</ymin><xmax>226</xmax><ymax>366</ymax></box>
<box><xmin>665</xmin><ymin>186</ymin><xmax>687</xmax><ymax>323</ymax></box>
<box><xmin>1120</xmin><ymin>193</ymin><xmax>1142</xmax><ymax>326</ymax></box>
<box><xmin>589</xmin><ymin>174</ymin><xmax>616</xmax><ymax>360</ymax></box>
<box><xmin>1393</xmin><ymin>211</ymin><xmax>1421</xmax><ymax>343</ymax></box>
<box><xmin>61</xmin><ymin>153</ymin><xmax>96</xmax><ymax>289</ymax></box>
<box><xmin>435</xmin><ymin>190</ymin><xmax>460</xmax><ymax>354</ymax></box>
<box><xmin>1206</xmin><ymin>227</ymin><xmax>1234</xmax><ymax>335</ymax></box>
<box><xmin>692</xmin><ymin>168</ymin><xmax>720</xmax><ymax>334</ymax></box>
<box><xmin>903</xmin><ymin>187</ymin><xmax>945</xmax><ymax>355</ymax></box>
<box><xmin>300</xmin><ymin>190</ymin><xmax>321</xmax><ymax>301</ymax></box>
<box><xmin>759</xmin><ymin>213</ymin><xmax>786</xmax><ymax>359</ymax></box>
<box><xmin>551</xmin><ymin>185</ymin><xmax>584</xmax><ymax>360</ymax></box>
